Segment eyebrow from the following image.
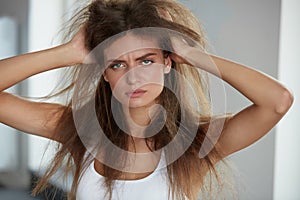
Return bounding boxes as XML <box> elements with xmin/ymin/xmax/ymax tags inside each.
<box><xmin>106</xmin><ymin>53</ymin><xmax>158</xmax><ymax>64</ymax></box>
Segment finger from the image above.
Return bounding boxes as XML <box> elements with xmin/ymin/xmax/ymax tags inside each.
<box><xmin>158</xmin><ymin>9</ymin><xmax>173</xmax><ymax>22</ymax></box>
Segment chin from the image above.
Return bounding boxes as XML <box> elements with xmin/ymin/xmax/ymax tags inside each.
<box><xmin>127</xmin><ymin>100</ymin><xmax>149</xmax><ymax>109</ymax></box>
<box><xmin>124</xmin><ymin>99</ymin><xmax>155</xmax><ymax>109</ymax></box>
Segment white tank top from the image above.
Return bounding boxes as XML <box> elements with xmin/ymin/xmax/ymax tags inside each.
<box><xmin>76</xmin><ymin>151</ymin><xmax>181</xmax><ymax>200</ymax></box>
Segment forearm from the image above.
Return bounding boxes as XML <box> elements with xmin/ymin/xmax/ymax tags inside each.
<box><xmin>0</xmin><ymin>44</ymin><xmax>75</xmax><ymax>92</ymax></box>
<box><xmin>188</xmin><ymin>49</ymin><xmax>293</xmax><ymax>114</ymax></box>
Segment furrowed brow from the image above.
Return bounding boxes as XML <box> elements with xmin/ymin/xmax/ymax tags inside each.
<box><xmin>135</xmin><ymin>53</ymin><xmax>158</xmax><ymax>61</ymax></box>
<box><xmin>106</xmin><ymin>53</ymin><xmax>158</xmax><ymax>63</ymax></box>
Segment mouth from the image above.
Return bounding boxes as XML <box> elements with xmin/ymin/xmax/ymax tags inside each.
<box><xmin>125</xmin><ymin>89</ymin><xmax>147</xmax><ymax>98</ymax></box>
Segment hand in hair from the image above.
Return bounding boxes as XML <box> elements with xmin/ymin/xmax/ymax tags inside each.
<box><xmin>169</xmin><ymin>36</ymin><xmax>196</xmax><ymax>66</ymax></box>
<box><xmin>66</xmin><ymin>24</ymin><xmax>89</xmax><ymax>64</ymax></box>
<box><xmin>158</xmin><ymin>9</ymin><xmax>173</xmax><ymax>22</ymax></box>
<box><xmin>169</xmin><ymin>36</ymin><xmax>220</xmax><ymax>76</ymax></box>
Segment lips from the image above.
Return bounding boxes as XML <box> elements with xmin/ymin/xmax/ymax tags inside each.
<box><xmin>125</xmin><ymin>89</ymin><xmax>147</xmax><ymax>98</ymax></box>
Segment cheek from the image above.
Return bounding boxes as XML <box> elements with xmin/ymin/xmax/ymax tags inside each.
<box><xmin>107</xmin><ymin>74</ymin><xmax>128</xmax><ymax>101</ymax></box>
<box><xmin>105</xmin><ymin>72</ymin><xmax>124</xmax><ymax>90</ymax></box>
<box><xmin>149</xmin><ymin>85</ymin><xmax>164</xmax><ymax>96</ymax></box>
<box><xmin>108</xmin><ymin>78</ymin><xmax>117</xmax><ymax>89</ymax></box>
<box><xmin>141</xmin><ymin>66</ymin><xmax>165</xmax><ymax>84</ymax></box>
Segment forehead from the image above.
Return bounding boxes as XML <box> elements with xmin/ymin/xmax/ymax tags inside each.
<box><xmin>104</xmin><ymin>33</ymin><xmax>161</xmax><ymax>61</ymax></box>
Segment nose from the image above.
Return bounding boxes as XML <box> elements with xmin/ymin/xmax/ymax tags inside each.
<box><xmin>126</xmin><ymin>66</ymin><xmax>140</xmax><ymax>85</ymax></box>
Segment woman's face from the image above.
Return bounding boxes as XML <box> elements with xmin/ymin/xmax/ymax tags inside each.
<box><xmin>103</xmin><ymin>34</ymin><xmax>172</xmax><ymax>108</ymax></box>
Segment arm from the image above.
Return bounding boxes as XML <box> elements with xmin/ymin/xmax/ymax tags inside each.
<box><xmin>210</xmin><ymin>55</ymin><xmax>293</xmax><ymax>157</ymax></box>
<box><xmin>0</xmin><ymin>28</ymin><xmax>87</xmax><ymax>142</ymax></box>
<box><xmin>172</xmin><ymin>41</ymin><xmax>294</xmax><ymax>158</ymax></box>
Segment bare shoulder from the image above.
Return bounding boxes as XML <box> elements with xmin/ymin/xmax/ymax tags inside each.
<box><xmin>0</xmin><ymin>92</ymin><xmax>66</xmax><ymax>142</ymax></box>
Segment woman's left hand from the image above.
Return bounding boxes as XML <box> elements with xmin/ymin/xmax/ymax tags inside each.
<box><xmin>169</xmin><ymin>36</ymin><xmax>220</xmax><ymax>76</ymax></box>
<box><xmin>169</xmin><ymin>36</ymin><xmax>194</xmax><ymax>65</ymax></box>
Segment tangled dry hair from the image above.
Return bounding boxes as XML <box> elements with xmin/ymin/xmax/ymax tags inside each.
<box><xmin>32</xmin><ymin>0</ymin><xmax>235</xmax><ymax>199</ymax></box>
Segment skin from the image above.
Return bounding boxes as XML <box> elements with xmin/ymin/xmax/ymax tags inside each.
<box><xmin>0</xmin><ymin>26</ymin><xmax>293</xmax><ymax>179</ymax></box>
<box><xmin>103</xmin><ymin>34</ymin><xmax>171</xmax><ymax>109</ymax></box>
<box><xmin>103</xmin><ymin>34</ymin><xmax>171</xmax><ymax>140</ymax></box>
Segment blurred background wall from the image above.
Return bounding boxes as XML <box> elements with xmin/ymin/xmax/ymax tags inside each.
<box><xmin>0</xmin><ymin>0</ymin><xmax>30</xmax><ymax>188</ymax></box>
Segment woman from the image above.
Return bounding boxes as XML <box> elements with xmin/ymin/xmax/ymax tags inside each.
<box><xmin>0</xmin><ymin>0</ymin><xmax>293</xmax><ymax>199</ymax></box>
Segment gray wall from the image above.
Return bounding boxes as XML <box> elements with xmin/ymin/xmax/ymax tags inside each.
<box><xmin>179</xmin><ymin>0</ymin><xmax>280</xmax><ymax>199</ymax></box>
<box><xmin>0</xmin><ymin>0</ymin><xmax>30</xmax><ymax>188</ymax></box>
<box><xmin>274</xmin><ymin>0</ymin><xmax>300</xmax><ymax>199</ymax></box>
<box><xmin>0</xmin><ymin>0</ymin><xmax>29</xmax><ymax>53</ymax></box>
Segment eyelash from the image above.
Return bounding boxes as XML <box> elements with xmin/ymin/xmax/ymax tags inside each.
<box><xmin>110</xmin><ymin>63</ymin><xmax>125</xmax><ymax>69</ymax></box>
<box><xmin>141</xmin><ymin>59</ymin><xmax>154</xmax><ymax>66</ymax></box>
<box><xmin>109</xmin><ymin>59</ymin><xmax>154</xmax><ymax>69</ymax></box>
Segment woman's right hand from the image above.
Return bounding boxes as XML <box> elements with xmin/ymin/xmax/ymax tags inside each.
<box><xmin>0</xmin><ymin>24</ymin><xmax>91</xmax><ymax>142</ymax></box>
<box><xmin>0</xmin><ymin>24</ymin><xmax>89</xmax><ymax>92</ymax></box>
<box><xmin>65</xmin><ymin>25</ymin><xmax>89</xmax><ymax>65</ymax></box>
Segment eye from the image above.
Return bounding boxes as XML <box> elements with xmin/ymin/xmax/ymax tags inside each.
<box><xmin>110</xmin><ymin>63</ymin><xmax>125</xmax><ymax>69</ymax></box>
<box><xmin>141</xmin><ymin>60</ymin><xmax>154</xmax><ymax>66</ymax></box>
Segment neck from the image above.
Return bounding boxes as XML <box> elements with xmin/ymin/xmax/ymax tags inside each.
<box><xmin>123</xmin><ymin>98</ymin><xmax>165</xmax><ymax>142</ymax></box>
<box><xmin>129</xmin><ymin>106</ymin><xmax>151</xmax><ymax>125</ymax></box>
<box><xmin>122</xmin><ymin>106</ymin><xmax>150</xmax><ymax>138</ymax></box>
